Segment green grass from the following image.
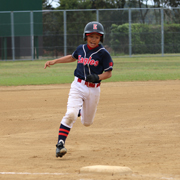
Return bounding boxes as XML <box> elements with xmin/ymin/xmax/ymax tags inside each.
<box><xmin>110</xmin><ymin>56</ymin><xmax>180</xmax><ymax>82</ymax></box>
<box><xmin>0</xmin><ymin>56</ymin><xmax>180</xmax><ymax>86</ymax></box>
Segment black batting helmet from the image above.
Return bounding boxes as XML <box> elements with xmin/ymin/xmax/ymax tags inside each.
<box><xmin>83</xmin><ymin>21</ymin><xmax>105</xmax><ymax>43</ymax></box>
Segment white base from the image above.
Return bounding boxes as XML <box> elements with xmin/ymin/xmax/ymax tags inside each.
<box><xmin>80</xmin><ymin>165</ymin><xmax>132</xmax><ymax>176</ymax></box>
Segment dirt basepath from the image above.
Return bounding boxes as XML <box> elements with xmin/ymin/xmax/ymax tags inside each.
<box><xmin>0</xmin><ymin>81</ymin><xmax>180</xmax><ymax>180</ymax></box>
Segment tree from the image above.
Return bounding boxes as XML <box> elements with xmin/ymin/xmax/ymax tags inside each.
<box><xmin>57</xmin><ymin>0</ymin><xmax>91</xmax><ymax>9</ymax></box>
<box><xmin>42</xmin><ymin>0</ymin><xmax>180</xmax><ymax>57</ymax></box>
<box><xmin>166</xmin><ymin>0</ymin><xmax>180</xmax><ymax>7</ymax></box>
<box><xmin>42</xmin><ymin>0</ymin><xmax>57</xmax><ymax>9</ymax></box>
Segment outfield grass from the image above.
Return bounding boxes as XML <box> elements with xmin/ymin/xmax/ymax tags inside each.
<box><xmin>0</xmin><ymin>56</ymin><xmax>180</xmax><ymax>86</ymax></box>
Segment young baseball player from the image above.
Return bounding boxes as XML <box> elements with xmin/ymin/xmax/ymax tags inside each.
<box><xmin>44</xmin><ymin>21</ymin><xmax>113</xmax><ymax>158</ymax></box>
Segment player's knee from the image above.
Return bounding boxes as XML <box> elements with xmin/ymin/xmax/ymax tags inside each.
<box><xmin>64</xmin><ymin>109</ymin><xmax>77</xmax><ymax>127</ymax></box>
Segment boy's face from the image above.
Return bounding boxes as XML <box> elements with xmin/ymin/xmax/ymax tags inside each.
<box><xmin>86</xmin><ymin>33</ymin><xmax>101</xmax><ymax>48</ymax></box>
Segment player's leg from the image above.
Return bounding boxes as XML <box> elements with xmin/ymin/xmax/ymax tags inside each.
<box><xmin>55</xmin><ymin>123</ymin><xmax>70</xmax><ymax>158</ymax></box>
<box><xmin>56</xmin><ymin>80</ymin><xmax>84</xmax><ymax>157</ymax></box>
<box><xmin>81</xmin><ymin>87</ymin><xmax>100</xmax><ymax>126</ymax></box>
<box><xmin>61</xmin><ymin>80</ymin><xmax>85</xmax><ymax>128</ymax></box>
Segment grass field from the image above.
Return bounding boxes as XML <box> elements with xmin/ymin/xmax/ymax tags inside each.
<box><xmin>0</xmin><ymin>56</ymin><xmax>180</xmax><ymax>86</ymax></box>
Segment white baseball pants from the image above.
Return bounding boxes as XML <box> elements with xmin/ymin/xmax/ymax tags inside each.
<box><xmin>61</xmin><ymin>77</ymin><xmax>100</xmax><ymax>128</ymax></box>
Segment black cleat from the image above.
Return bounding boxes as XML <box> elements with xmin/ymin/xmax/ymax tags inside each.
<box><xmin>56</xmin><ymin>140</ymin><xmax>67</xmax><ymax>158</ymax></box>
<box><xmin>78</xmin><ymin>109</ymin><xmax>81</xmax><ymax>117</ymax></box>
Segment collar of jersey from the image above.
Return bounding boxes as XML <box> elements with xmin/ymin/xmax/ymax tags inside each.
<box><xmin>87</xmin><ymin>44</ymin><xmax>99</xmax><ymax>50</ymax></box>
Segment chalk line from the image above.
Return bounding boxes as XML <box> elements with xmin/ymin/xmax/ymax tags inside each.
<box><xmin>0</xmin><ymin>172</ymin><xmax>68</xmax><ymax>175</ymax></box>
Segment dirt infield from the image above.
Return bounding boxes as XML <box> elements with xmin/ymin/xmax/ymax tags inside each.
<box><xmin>0</xmin><ymin>81</ymin><xmax>180</xmax><ymax>180</ymax></box>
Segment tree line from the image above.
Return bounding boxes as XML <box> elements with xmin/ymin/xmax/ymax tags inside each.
<box><xmin>43</xmin><ymin>0</ymin><xmax>180</xmax><ymax>10</ymax></box>
<box><xmin>41</xmin><ymin>0</ymin><xmax>180</xmax><ymax>57</ymax></box>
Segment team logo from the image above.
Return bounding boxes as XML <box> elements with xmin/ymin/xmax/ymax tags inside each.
<box><xmin>93</xmin><ymin>24</ymin><xmax>97</xmax><ymax>29</ymax></box>
<box><xmin>78</xmin><ymin>55</ymin><xmax>99</xmax><ymax>66</ymax></box>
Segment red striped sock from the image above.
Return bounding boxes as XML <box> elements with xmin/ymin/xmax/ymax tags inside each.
<box><xmin>58</xmin><ymin>124</ymin><xmax>70</xmax><ymax>144</ymax></box>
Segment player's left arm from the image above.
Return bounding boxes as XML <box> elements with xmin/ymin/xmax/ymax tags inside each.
<box><xmin>86</xmin><ymin>70</ymin><xmax>112</xmax><ymax>83</ymax></box>
<box><xmin>98</xmin><ymin>70</ymin><xmax>112</xmax><ymax>80</ymax></box>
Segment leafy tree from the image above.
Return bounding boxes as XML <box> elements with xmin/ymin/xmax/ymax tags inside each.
<box><xmin>89</xmin><ymin>0</ymin><xmax>115</xmax><ymax>8</ymax></box>
<box><xmin>42</xmin><ymin>0</ymin><xmax>180</xmax><ymax>57</ymax></box>
<box><xmin>167</xmin><ymin>0</ymin><xmax>180</xmax><ymax>7</ymax></box>
<box><xmin>57</xmin><ymin>0</ymin><xmax>91</xmax><ymax>9</ymax></box>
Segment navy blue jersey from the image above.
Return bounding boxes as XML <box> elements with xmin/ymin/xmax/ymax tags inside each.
<box><xmin>72</xmin><ymin>44</ymin><xmax>113</xmax><ymax>82</ymax></box>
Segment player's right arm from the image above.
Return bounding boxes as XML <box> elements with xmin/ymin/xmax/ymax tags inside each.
<box><xmin>44</xmin><ymin>55</ymin><xmax>76</xmax><ymax>69</ymax></box>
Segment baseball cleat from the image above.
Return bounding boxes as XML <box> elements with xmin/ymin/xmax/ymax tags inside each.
<box><xmin>56</xmin><ymin>140</ymin><xmax>67</xmax><ymax>158</ymax></box>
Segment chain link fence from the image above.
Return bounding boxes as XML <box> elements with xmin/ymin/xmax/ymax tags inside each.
<box><xmin>0</xmin><ymin>8</ymin><xmax>180</xmax><ymax>60</ymax></box>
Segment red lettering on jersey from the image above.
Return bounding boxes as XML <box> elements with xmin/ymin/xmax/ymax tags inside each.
<box><xmin>88</xmin><ymin>57</ymin><xmax>92</xmax><ymax>64</ymax></box>
<box><xmin>93</xmin><ymin>24</ymin><xmax>97</xmax><ymax>29</ymax></box>
<box><xmin>78</xmin><ymin>55</ymin><xmax>83</xmax><ymax>63</ymax></box>
<box><xmin>83</xmin><ymin>58</ymin><xmax>88</xmax><ymax>65</ymax></box>
<box><xmin>109</xmin><ymin>62</ymin><xmax>113</xmax><ymax>66</ymax></box>
<box><xmin>94</xmin><ymin>61</ymin><xmax>99</xmax><ymax>66</ymax></box>
<box><xmin>79</xmin><ymin>57</ymin><xmax>83</xmax><ymax>63</ymax></box>
<box><xmin>89</xmin><ymin>60</ymin><xmax>95</xmax><ymax>65</ymax></box>
<box><xmin>77</xmin><ymin>55</ymin><xmax>99</xmax><ymax>66</ymax></box>
<box><xmin>78</xmin><ymin>55</ymin><xmax>81</xmax><ymax>60</ymax></box>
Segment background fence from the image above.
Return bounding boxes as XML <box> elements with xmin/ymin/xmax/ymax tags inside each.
<box><xmin>0</xmin><ymin>8</ymin><xmax>180</xmax><ymax>61</ymax></box>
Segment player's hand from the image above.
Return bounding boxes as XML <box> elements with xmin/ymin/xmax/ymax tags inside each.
<box><xmin>86</xmin><ymin>74</ymin><xmax>99</xmax><ymax>83</ymax></box>
<box><xmin>44</xmin><ymin>61</ymin><xmax>51</xmax><ymax>69</ymax></box>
